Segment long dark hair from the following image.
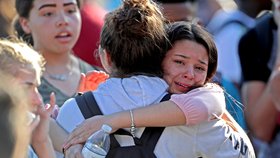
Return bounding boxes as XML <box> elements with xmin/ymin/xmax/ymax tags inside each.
<box><xmin>166</xmin><ymin>21</ymin><xmax>218</xmax><ymax>83</ymax></box>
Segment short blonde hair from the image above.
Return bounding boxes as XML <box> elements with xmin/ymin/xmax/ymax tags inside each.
<box><xmin>0</xmin><ymin>38</ymin><xmax>45</xmax><ymax>78</ymax></box>
<box><xmin>0</xmin><ymin>71</ymin><xmax>30</xmax><ymax>158</ymax></box>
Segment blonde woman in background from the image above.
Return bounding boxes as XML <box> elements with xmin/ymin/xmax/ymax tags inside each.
<box><xmin>0</xmin><ymin>72</ymin><xmax>30</xmax><ymax>158</ymax></box>
<box><xmin>0</xmin><ymin>38</ymin><xmax>56</xmax><ymax>158</ymax></box>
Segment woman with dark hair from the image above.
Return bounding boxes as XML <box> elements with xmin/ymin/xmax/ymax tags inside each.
<box><xmin>62</xmin><ymin>20</ymin><xmax>255</xmax><ymax>158</ymax></box>
<box><xmin>14</xmin><ymin>0</ymin><xmax>101</xmax><ymax>107</ymax></box>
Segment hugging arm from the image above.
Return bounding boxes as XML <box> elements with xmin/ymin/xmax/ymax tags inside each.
<box><xmin>64</xmin><ymin>85</ymin><xmax>224</xmax><ymax>149</ymax></box>
<box><xmin>63</xmin><ymin>100</ymin><xmax>185</xmax><ymax>149</ymax></box>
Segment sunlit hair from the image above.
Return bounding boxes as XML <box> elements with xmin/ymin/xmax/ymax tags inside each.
<box><xmin>0</xmin><ymin>38</ymin><xmax>45</xmax><ymax>78</ymax></box>
<box><xmin>166</xmin><ymin>21</ymin><xmax>218</xmax><ymax>83</ymax></box>
<box><xmin>100</xmin><ymin>0</ymin><xmax>168</xmax><ymax>77</ymax></box>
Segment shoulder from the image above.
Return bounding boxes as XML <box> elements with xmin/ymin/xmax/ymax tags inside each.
<box><xmin>191</xmin><ymin>83</ymin><xmax>225</xmax><ymax>110</ymax></box>
<box><xmin>171</xmin><ymin>83</ymin><xmax>224</xmax><ymax>101</ymax></box>
<box><xmin>56</xmin><ymin>98</ymin><xmax>85</xmax><ymax>132</ymax></box>
<box><xmin>170</xmin><ymin>83</ymin><xmax>226</xmax><ymax>121</ymax></box>
<box><xmin>189</xmin><ymin>83</ymin><xmax>224</xmax><ymax>97</ymax></box>
<box><xmin>123</xmin><ymin>75</ymin><xmax>168</xmax><ymax>89</ymax></box>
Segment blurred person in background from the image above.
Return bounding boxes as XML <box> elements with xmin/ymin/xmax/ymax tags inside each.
<box><xmin>238</xmin><ymin>0</ymin><xmax>280</xmax><ymax>157</ymax></box>
<box><xmin>195</xmin><ymin>0</ymin><xmax>272</xmax><ymax>129</ymax></box>
<box><xmin>156</xmin><ymin>0</ymin><xmax>197</xmax><ymax>22</ymax></box>
<box><xmin>197</xmin><ymin>0</ymin><xmax>271</xmax><ymax>89</ymax></box>
<box><xmin>14</xmin><ymin>0</ymin><xmax>100</xmax><ymax>107</ymax></box>
<box><xmin>96</xmin><ymin>0</ymin><xmax>122</xmax><ymax>11</ymax></box>
<box><xmin>0</xmin><ymin>0</ymin><xmax>16</xmax><ymax>37</ymax></box>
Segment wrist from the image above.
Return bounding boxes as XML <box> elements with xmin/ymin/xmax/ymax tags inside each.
<box><xmin>32</xmin><ymin>136</ymin><xmax>55</xmax><ymax>158</ymax></box>
<box><xmin>107</xmin><ymin>111</ymin><xmax>131</xmax><ymax>133</ymax></box>
<box><xmin>31</xmin><ymin>135</ymin><xmax>51</xmax><ymax>145</ymax></box>
<box><xmin>129</xmin><ymin>109</ymin><xmax>136</xmax><ymax>137</ymax></box>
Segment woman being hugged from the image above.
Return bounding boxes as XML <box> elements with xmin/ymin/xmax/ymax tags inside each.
<box><xmin>64</xmin><ymin>21</ymin><xmax>256</xmax><ymax>157</ymax></box>
<box><xmin>14</xmin><ymin>0</ymin><xmax>100</xmax><ymax>107</ymax></box>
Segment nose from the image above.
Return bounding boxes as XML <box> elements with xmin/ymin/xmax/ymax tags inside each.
<box><xmin>56</xmin><ymin>12</ymin><xmax>69</xmax><ymax>27</ymax></box>
<box><xmin>183</xmin><ymin>68</ymin><xmax>194</xmax><ymax>80</ymax></box>
<box><xmin>31</xmin><ymin>89</ymin><xmax>43</xmax><ymax>108</ymax></box>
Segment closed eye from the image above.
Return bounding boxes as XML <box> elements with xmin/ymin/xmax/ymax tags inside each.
<box><xmin>195</xmin><ymin>66</ymin><xmax>206</xmax><ymax>72</ymax></box>
<box><xmin>174</xmin><ymin>60</ymin><xmax>184</xmax><ymax>65</ymax></box>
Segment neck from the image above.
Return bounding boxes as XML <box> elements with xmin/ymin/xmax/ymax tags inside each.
<box><xmin>42</xmin><ymin>51</ymin><xmax>72</xmax><ymax>66</ymax></box>
<box><xmin>44</xmin><ymin>55</ymin><xmax>74</xmax><ymax>81</ymax></box>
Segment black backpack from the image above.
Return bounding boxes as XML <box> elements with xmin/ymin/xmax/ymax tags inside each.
<box><xmin>75</xmin><ymin>91</ymin><xmax>170</xmax><ymax>158</ymax></box>
<box><xmin>255</xmin><ymin>11</ymin><xmax>276</xmax><ymax>57</ymax></box>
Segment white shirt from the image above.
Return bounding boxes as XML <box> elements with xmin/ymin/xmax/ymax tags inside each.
<box><xmin>57</xmin><ymin>76</ymin><xmax>255</xmax><ymax>158</ymax></box>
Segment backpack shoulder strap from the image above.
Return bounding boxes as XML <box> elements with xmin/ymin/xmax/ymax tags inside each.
<box><xmin>109</xmin><ymin>93</ymin><xmax>171</xmax><ymax>149</ymax></box>
<box><xmin>76</xmin><ymin>92</ymin><xmax>171</xmax><ymax>150</ymax></box>
<box><xmin>138</xmin><ymin>93</ymin><xmax>171</xmax><ymax>149</ymax></box>
<box><xmin>75</xmin><ymin>91</ymin><xmax>102</xmax><ymax>119</ymax></box>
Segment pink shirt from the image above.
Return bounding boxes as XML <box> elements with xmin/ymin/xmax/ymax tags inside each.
<box><xmin>170</xmin><ymin>83</ymin><xmax>225</xmax><ymax>125</ymax></box>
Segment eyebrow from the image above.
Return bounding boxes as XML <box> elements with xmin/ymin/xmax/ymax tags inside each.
<box><xmin>175</xmin><ymin>54</ymin><xmax>208</xmax><ymax>65</ymax></box>
<box><xmin>38</xmin><ymin>2</ymin><xmax>77</xmax><ymax>10</ymax></box>
<box><xmin>38</xmin><ymin>4</ymin><xmax>56</xmax><ymax>10</ymax></box>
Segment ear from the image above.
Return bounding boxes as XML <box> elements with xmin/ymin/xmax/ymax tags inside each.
<box><xmin>100</xmin><ymin>49</ymin><xmax>113</xmax><ymax>73</ymax></box>
<box><xmin>19</xmin><ymin>17</ymin><xmax>32</xmax><ymax>34</ymax></box>
<box><xmin>103</xmin><ymin>49</ymin><xmax>112</xmax><ymax>66</ymax></box>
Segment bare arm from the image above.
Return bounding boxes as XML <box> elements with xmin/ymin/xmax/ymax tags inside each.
<box><xmin>270</xmin><ymin>0</ymin><xmax>280</xmax><ymax>111</ymax></box>
<box><xmin>49</xmin><ymin>118</ymin><xmax>69</xmax><ymax>153</ymax></box>
<box><xmin>270</xmin><ymin>69</ymin><xmax>280</xmax><ymax>110</ymax></box>
<box><xmin>63</xmin><ymin>100</ymin><xmax>185</xmax><ymax>149</ymax></box>
<box><xmin>31</xmin><ymin>95</ymin><xmax>56</xmax><ymax>158</ymax></box>
<box><xmin>110</xmin><ymin>101</ymin><xmax>186</xmax><ymax>129</ymax></box>
<box><xmin>242</xmin><ymin>81</ymin><xmax>278</xmax><ymax>142</ymax></box>
<box><xmin>244</xmin><ymin>1</ymin><xmax>280</xmax><ymax>142</ymax></box>
<box><xmin>32</xmin><ymin>136</ymin><xmax>56</xmax><ymax>158</ymax></box>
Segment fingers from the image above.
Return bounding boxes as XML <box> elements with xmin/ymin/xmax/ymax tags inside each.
<box><xmin>85</xmin><ymin>71</ymin><xmax>109</xmax><ymax>91</ymax></box>
<box><xmin>49</xmin><ymin>92</ymin><xmax>56</xmax><ymax>107</ymax></box>
<box><xmin>50</xmin><ymin>105</ymin><xmax>59</xmax><ymax>119</ymax></box>
<box><xmin>29</xmin><ymin>115</ymin><xmax>40</xmax><ymax>131</ymax></box>
<box><xmin>64</xmin><ymin>126</ymin><xmax>88</xmax><ymax>149</ymax></box>
<box><xmin>47</xmin><ymin>92</ymin><xmax>59</xmax><ymax>118</ymax></box>
<box><xmin>64</xmin><ymin>136</ymin><xmax>85</xmax><ymax>150</ymax></box>
<box><xmin>63</xmin><ymin>116</ymin><xmax>105</xmax><ymax>150</ymax></box>
<box><xmin>78</xmin><ymin>70</ymin><xmax>109</xmax><ymax>93</ymax></box>
<box><xmin>65</xmin><ymin>144</ymin><xmax>84</xmax><ymax>158</ymax></box>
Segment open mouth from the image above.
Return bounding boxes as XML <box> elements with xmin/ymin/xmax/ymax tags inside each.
<box><xmin>174</xmin><ymin>81</ymin><xmax>191</xmax><ymax>93</ymax></box>
<box><xmin>55</xmin><ymin>32</ymin><xmax>71</xmax><ymax>38</ymax></box>
<box><xmin>175</xmin><ymin>81</ymin><xmax>190</xmax><ymax>88</ymax></box>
